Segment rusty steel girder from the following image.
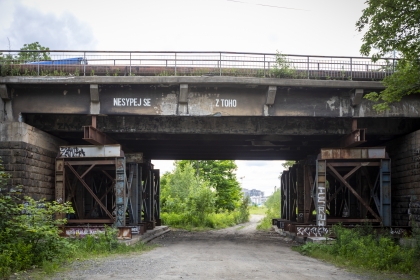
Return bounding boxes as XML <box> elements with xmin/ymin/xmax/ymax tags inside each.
<box><xmin>55</xmin><ymin>145</ymin><xmax>160</xmax><ymax>235</ymax></box>
<box><xmin>83</xmin><ymin>125</ymin><xmax>119</xmax><ymax>145</ymax></box>
<box><xmin>279</xmin><ymin>147</ymin><xmax>392</xmax><ymax>230</ymax></box>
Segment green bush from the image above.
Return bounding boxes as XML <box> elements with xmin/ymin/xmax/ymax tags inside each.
<box><xmin>270</xmin><ymin>52</ymin><xmax>298</xmax><ymax>78</ymax></box>
<box><xmin>0</xmin><ymin>156</ymin><xmax>151</xmax><ymax>278</ymax></box>
<box><xmin>296</xmin><ymin>224</ymin><xmax>418</xmax><ymax>275</ymax></box>
<box><xmin>257</xmin><ymin>189</ymin><xmax>280</xmax><ymax>230</ymax></box>
<box><xmin>161</xmin><ymin>196</ymin><xmax>249</xmax><ymax>230</ymax></box>
<box><xmin>160</xmin><ymin>162</ymin><xmax>249</xmax><ymax>231</ymax></box>
<box><xmin>0</xmin><ymin>195</ymin><xmax>75</xmax><ymax>278</ymax></box>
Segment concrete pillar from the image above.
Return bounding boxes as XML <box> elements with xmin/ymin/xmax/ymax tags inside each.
<box><xmin>0</xmin><ymin>96</ymin><xmax>4</xmax><ymax>122</ymax></box>
<box><xmin>0</xmin><ymin>122</ymin><xmax>67</xmax><ymax>200</ymax></box>
<box><xmin>264</xmin><ymin>86</ymin><xmax>277</xmax><ymax>116</ymax></box>
<box><xmin>178</xmin><ymin>84</ymin><xmax>188</xmax><ymax>115</ymax></box>
<box><xmin>90</xmin><ymin>84</ymin><xmax>100</xmax><ymax>115</ymax></box>
<box><xmin>386</xmin><ymin>129</ymin><xmax>420</xmax><ymax>226</ymax></box>
<box><xmin>0</xmin><ymin>84</ymin><xmax>10</xmax><ymax>122</ymax></box>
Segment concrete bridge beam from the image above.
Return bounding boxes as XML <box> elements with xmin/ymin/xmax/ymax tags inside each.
<box><xmin>90</xmin><ymin>84</ymin><xmax>100</xmax><ymax>115</ymax></box>
<box><xmin>0</xmin><ymin>84</ymin><xmax>13</xmax><ymax>122</ymax></box>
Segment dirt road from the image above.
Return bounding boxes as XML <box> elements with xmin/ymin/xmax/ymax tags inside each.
<box><xmin>49</xmin><ymin>215</ymin><xmax>366</xmax><ymax>279</ymax></box>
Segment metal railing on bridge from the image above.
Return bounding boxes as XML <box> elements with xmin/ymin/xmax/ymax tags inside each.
<box><xmin>0</xmin><ymin>50</ymin><xmax>397</xmax><ymax>81</ymax></box>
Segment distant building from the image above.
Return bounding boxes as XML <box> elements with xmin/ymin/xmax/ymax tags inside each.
<box><xmin>249</xmin><ymin>189</ymin><xmax>264</xmax><ymax>197</ymax></box>
<box><xmin>242</xmin><ymin>188</ymin><xmax>267</xmax><ymax>206</ymax></box>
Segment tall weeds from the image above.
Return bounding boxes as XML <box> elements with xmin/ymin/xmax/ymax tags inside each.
<box><xmin>257</xmin><ymin>188</ymin><xmax>280</xmax><ymax>230</ymax></box>
<box><xmin>296</xmin><ymin>224</ymin><xmax>419</xmax><ymax>275</ymax></box>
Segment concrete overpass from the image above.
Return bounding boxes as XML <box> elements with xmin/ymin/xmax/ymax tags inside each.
<box><xmin>1</xmin><ymin>76</ymin><xmax>420</xmax><ymax>160</ymax></box>
<box><xmin>1</xmin><ymin>51</ymin><xmax>420</xmax><ymax>229</ymax></box>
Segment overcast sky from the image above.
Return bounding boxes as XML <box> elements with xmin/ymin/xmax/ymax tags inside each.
<box><xmin>0</xmin><ymin>0</ymin><xmax>368</xmax><ymax>195</ymax></box>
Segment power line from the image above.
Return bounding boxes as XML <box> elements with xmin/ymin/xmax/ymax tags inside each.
<box><xmin>226</xmin><ymin>0</ymin><xmax>309</xmax><ymax>11</ymax></box>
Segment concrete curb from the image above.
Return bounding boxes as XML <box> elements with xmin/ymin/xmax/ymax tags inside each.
<box><xmin>120</xmin><ymin>226</ymin><xmax>171</xmax><ymax>246</ymax></box>
<box><xmin>141</xmin><ymin>228</ymin><xmax>171</xmax><ymax>243</ymax></box>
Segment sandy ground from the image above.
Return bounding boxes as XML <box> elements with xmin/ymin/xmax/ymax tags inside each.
<box><xmin>44</xmin><ymin>215</ymin><xmax>370</xmax><ymax>280</ymax></box>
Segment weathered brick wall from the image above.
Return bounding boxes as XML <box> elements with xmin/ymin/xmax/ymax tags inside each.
<box><xmin>0</xmin><ymin>142</ymin><xmax>57</xmax><ymax>200</ymax></box>
<box><xmin>386</xmin><ymin>129</ymin><xmax>420</xmax><ymax>226</ymax></box>
<box><xmin>0</xmin><ymin>122</ymin><xmax>67</xmax><ymax>200</ymax></box>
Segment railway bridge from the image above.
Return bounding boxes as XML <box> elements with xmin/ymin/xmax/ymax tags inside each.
<box><xmin>0</xmin><ymin>51</ymin><xmax>419</xmax><ymax>237</ymax></box>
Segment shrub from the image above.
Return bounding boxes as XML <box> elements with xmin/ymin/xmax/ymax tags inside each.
<box><xmin>296</xmin><ymin>224</ymin><xmax>418</xmax><ymax>274</ymax></box>
<box><xmin>257</xmin><ymin>189</ymin><xmax>280</xmax><ymax>230</ymax></box>
<box><xmin>0</xmin><ymin>195</ymin><xmax>75</xmax><ymax>278</ymax></box>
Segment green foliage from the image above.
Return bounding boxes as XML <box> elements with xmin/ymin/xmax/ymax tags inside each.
<box><xmin>0</xmin><ymin>193</ymin><xmax>75</xmax><ymax>278</ymax></box>
<box><xmin>0</xmin><ymin>157</ymin><xmax>152</xmax><ymax>278</ymax></box>
<box><xmin>281</xmin><ymin>160</ymin><xmax>295</xmax><ymax>170</ymax></box>
<box><xmin>364</xmin><ymin>59</ymin><xmax>420</xmax><ymax>111</ymax></box>
<box><xmin>270</xmin><ymin>51</ymin><xmax>299</xmax><ymax>78</ymax></box>
<box><xmin>356</xmin><ymin>0</ymin><xmax>420</xmax><ymax>111</ymax></box>
<box><xmin>257</xmin><ymin>188</ymin><xmax>280</xmax><ymax>230</ymax></box>
<box><xmin>296</xmin><ymin>224</ymin><xmax>419</xmax><ymax>275</ymax></box>
<box><xmin>411</xmin><ymin>219</ymin><xmax>420</xmax><ymax>259</ymax></box>
<box><xmin>0</xmin><ymin>52</ymin><xmax>15</xmax><ymax>76</ymax></box>
<box><xmin>177</xmin><ymin>160</ymin><xmax>242</xmax><ymax>211</ymax></box>
<box><xmin>249</xmin><ymin>205</ymin><xmax>266</xmax><ymax>215</ymax></box>
<box><xmin>17</xmin><ymin>42</ymin><xmax>51</xmax><ymax>62</ymax></box>
<box><xmin>162</xmin><ymin>196</ymin><xmax>249</xmax><ymax>230</ymax></box>
<box><xmin>161</xmin><ymin>161</ymin><xmax>249</xmax><ymax>230</ymax></box>
<box><xmin>0</xmin><ymin>157</ymin><xmax>10</xmax><ymax>189</ymax></box>
<box><xmin>1</xmin><ymin>42</ymin><xmax>50</xmax><ymax>76</ymax></box>
<box><xmin>69</xmin><ymin>225</ymin><xmax>151</xmax><ymax>258</ymax></box>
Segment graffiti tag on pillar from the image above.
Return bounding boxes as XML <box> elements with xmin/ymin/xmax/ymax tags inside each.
<box><xmin>59</xmin><ymin>147</ymin><xmax>86</xmax><ymax>157</ymax></box>
<box><xmin>65</xmin><ymin>227</ymin><xmax>105</xmax><ymax>237</ymax></box>
<box><xmin>297</xmin><ymin>226</ymin><xmax>331</xmax><ymax>237</ymax></box>
<box><xmin>317</xmin><ymin>185</ymin><xmax>326</xmax><ymax>226</ymax></box>
<box><xmin>390</xmin><ymin>228</ymin><xmax>406</xmax><ymax>235</ymax></box>
<box><xmin>115</xmin><ymin>205</ymin><xmax>125</xmax><ymax>227</ymax></box>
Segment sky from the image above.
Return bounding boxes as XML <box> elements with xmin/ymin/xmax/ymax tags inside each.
<box><xmin>0</xmin><ymin>0</ymin><xmax>368</xmax><ymax>195</ymax></box>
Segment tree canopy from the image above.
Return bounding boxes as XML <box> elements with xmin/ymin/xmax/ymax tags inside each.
<box><xmin>159</xmin><ymin>161</ymin><xmax>249</xmax><ymax>229</ymax></box>
<box><xmin>281</xmin><ymin>160</ymin><xmax>295</xmax><ymax>170</ymax></box>
<box><xmin>176</xmin><ymin>160</ymin><xmax>242</xmax><ymax>211</ymax></box>
<box><xmin>356</xmin><ymin>0</ymin><xmax>420</xmax><ymax>111</ymax></box>
<box><xmin>17</xmin><ymin>42</ymin><xmax>51</xmax><ymax>62</ymax></box>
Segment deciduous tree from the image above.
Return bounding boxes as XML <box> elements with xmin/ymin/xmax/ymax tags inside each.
<box><xmin>177</xmin><ymin>160</ymin><xmax>242</xmax><ymax>211</ymax></box>
<box><xmin>17</xmin><ymin>42</ymin><xmax>51</xmax><ymax>62</ymax></box>
<box><xmin>356</xmin><ymin>0</ymin><xmax>420</xmax><ymax>111</ymax></box>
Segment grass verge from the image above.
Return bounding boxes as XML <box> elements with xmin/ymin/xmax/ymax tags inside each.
<box><xmin>293</xmin><ymin>224</ymin><xmax>420</xmax><ymax>278</ymax></box>
<box><xmin>249</xmin><ymin>206</ymin><xmax>267</xmax><ymax>215</ymax></box>
<box><xmin>9</xmin><ymin>227</ymin><xmax>156</xmax><ymax>279</ymax></box>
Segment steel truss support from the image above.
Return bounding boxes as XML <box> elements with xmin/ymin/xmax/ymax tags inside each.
<box><xmin>126</xmin><ymin>163</ymin><xmax>139</xmax><ymax>225</ymax></box>
<box><xmin>279</xmin><ymin>147</ymin><xmax>391</xmax><ymax>228</ymax></box>
<box><xmin>280</xmin><ymin>171</ymin><xmax>289</xmax><ymax>220</ymax></box>
<box><xmin>380</xmin><ymin>159</ymin><xmax>391</xmax><ymax>226</ymax></box>
<box><xmin>296</xmin><ymin>164</ymin><xmax>304</xmax><ymax>223</ymax></box>
<box><xmin>289</xmin><ymin>166</ymin><xmax>297</xmax><ymax>222</ymax></box>
<box><xmin>115</xmin><ymin>157</ymin><xmax>126</xmax><ymax>226</ymax></box>
<box><xmin>140</xmin><ymin>163</ymin><xmax>155</xmax><ymax>227</ymax></box>
<box><xmin>314</xmin><ymin>147</ymin><xmax>391</xmax><ymax>227</ymax></box>
<box><xmin>303</xmin><ymin>164</ymin><xmax>315</xmax><ymax>223</ymax></box>
<box><xmin>54</xmin><ymin>144</ymin><xmax>159</xmax><ymax>234</ymax></box>
<box><xmin>153</xmin><ymin>169</ymin><xmax>161</xmax><ymax>226</ymax></box>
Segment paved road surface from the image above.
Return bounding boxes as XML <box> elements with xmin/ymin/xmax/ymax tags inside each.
<box><xmin>49</xmin><ymin>215</ymin><xmax>367</xmax><ymax>279</ymax></box>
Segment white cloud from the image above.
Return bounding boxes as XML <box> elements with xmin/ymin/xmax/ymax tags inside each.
<box><xmin>1</xmin><ymin>0</ymin><xmax>367</xmax><ymax>56</ymax></box>
<box><xmin>152</xmin><ymin>160</ymin><xmax>176</xmax><ymax>175</ymax></box>
<box><xmin>0</xmin><ymin>0</ymin><xmax>96</xmax><ymax>50</ymax></box>
<box><xmin>235</xmin><ymin>160</ymin><xmax>284</xmax><ymax>196</ymax></box>
<box><xmin>0</xmin><ymin>0</ymin><xmax>367</xmax><ymax>197</ymax></box>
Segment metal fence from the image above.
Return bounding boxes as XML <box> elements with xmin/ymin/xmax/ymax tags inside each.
<box><xmin>0</xmin><ymin>50</ymin><xmax>397</xmax><ymax>80</ymax></box>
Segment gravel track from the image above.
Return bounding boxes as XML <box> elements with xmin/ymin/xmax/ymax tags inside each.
<box><xmin>44</xmin><ymin>215</ymin><xmax>371</xmax><ymax>280</ymax></box>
